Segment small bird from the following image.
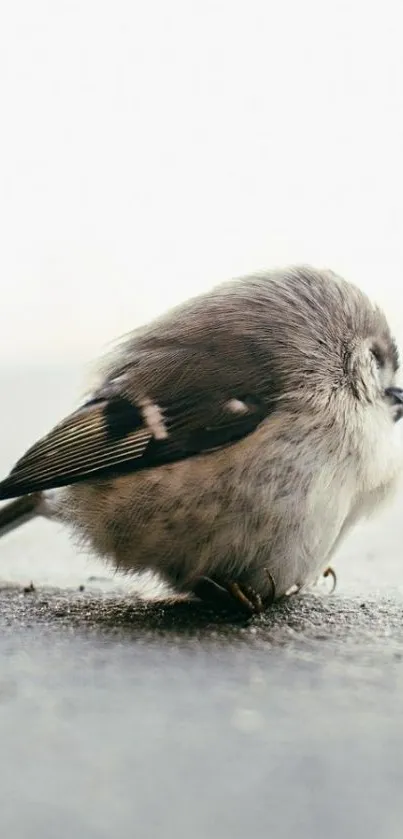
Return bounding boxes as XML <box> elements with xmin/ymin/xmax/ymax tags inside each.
<box><xmin>0</xmin><ymin>265</ymin><xmax>402</xmax><ymax>613</ymax></box>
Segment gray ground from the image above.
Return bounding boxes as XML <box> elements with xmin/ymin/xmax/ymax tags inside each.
<box><xmin>1</xmin><ymin>367</ymin><xmax>403</xmax><ymax>839</ymax></box>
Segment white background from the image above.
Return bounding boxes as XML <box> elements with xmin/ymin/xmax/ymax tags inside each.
<box><xmin>1</xmin><ymin>0</ymin><xmax>403</xmax><ymax>589</ymax></box>
<box><xmin>1</xmin><ymin>0</ymin><xmax>402</xmax><ymax>364</ymax></box>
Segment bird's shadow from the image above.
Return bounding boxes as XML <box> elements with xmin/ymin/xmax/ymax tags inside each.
<box><xmin>2</xmin><ymin>577</ymin><xmax>394</xmax><ymax>648</ymax></box>
<box><xmin>1</xmin><ymin>578</ymin><xmax>400</xmax><ymax>651</ymax></box>
<box><xmin>0</xmin><ymin>580</ymin><xmax>318</xmax><ymax>641</ymax></box>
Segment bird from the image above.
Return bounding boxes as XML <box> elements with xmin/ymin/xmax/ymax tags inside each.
<box><xmin>0</xmin><ymin>264</ymin><xmax>402</xmax><ymax>614</ymax></box>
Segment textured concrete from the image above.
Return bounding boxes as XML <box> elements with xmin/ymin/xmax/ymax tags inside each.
<box><xmin>1</xmin><ymin>367</ymin><xmax>403</xmax><ymax>839</ymax></box>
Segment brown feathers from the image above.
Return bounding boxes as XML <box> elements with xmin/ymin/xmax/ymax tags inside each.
<box><xmin>0</xmin><ymin>265</ymin><xmax>399</xmax><ymax>503</ymax></box>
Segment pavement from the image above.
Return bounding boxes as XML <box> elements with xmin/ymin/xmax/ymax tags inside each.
<box><xmin>1</xmin><ymin>366</ymin><xmax>403</xmax><ymax>838</ymax></box>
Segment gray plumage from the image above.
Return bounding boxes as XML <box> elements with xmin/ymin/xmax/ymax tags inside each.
<box><xmin>0</xmin><ymin>265</ymin><xmax>402</xmax><ymax>609</ymax></box>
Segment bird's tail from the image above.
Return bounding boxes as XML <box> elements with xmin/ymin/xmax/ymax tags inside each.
<box><xmin>0</xmin><ymin>492</ymin><xmax>43</xmax><ymax>539</ymax></box>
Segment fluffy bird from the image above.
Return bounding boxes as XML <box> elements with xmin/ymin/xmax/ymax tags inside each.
<box><xmin>0</xmin><ymin>265</ymin><xmax>402</xmax><ymax>613</ymax></box>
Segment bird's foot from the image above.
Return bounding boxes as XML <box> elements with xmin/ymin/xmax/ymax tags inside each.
<box><xmin>193</xmin><ymin>571</ymin><xmax>276</xmax><ymax>615</ymax></box>
<box><xmin>192</xmin><ymin>577</ymin><xmax>236</xmax><ymax>610</ymax></box>
<box><xmin>225</xmin><ymin>581</ymin><xmax>264</xmax><ymax>613</ymax></box>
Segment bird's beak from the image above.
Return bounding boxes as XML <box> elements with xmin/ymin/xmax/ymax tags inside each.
<box><xmin>385</xmin><ymin>387</ymin><xmax>403</xmax><ymax>422</ymax></box>
<box><xmin>385</xmin><ymin>387</ymin><xmax>403</xmax><ymax>404</ymax></box>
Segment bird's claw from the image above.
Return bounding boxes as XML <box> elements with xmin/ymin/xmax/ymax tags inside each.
<box><xmin>323</xmin><ymin>565</ymin><xmax>337</xmax><ymax>593</ymax></box>
<box><xmin>226</xmin><ymin>581</ymin><xmax>263</xmax><ymax>613</ymax></box>
<box><xmin>193</xmin><ymin>572</ymin><xmax>276</xmax><ymax>615</ymax></box>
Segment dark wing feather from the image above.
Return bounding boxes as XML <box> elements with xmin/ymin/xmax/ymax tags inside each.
<box><xmin>0</xmin><ymin>398</ymin><xmax>152</xmax><ymax>498</ymax></box>
<box><xmin>0</xmin><ymin>296</ymin><xmax>278</xmax><ymax>502</ymax></box>
<box><xmin>0</xmin><ymin>386</ymin><xmax>267</xmax><ymax>500</ymax></box>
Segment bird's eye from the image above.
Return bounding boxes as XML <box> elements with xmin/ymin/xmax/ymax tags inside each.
<box><xmin>371</xmin><ymin>346</ymin><xmax>385</xmax><ymax>368</ymax></box>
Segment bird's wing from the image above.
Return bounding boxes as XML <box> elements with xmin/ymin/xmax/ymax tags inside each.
<box><xmin>0</xmin><ymin>359</ymin><xmax>270</xmax><ymax>500</ymax></box>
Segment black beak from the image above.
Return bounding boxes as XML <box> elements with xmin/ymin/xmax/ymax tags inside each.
<box><xmin>385</xmin><ymin>387</ymin><xmax>403</xmax><ymax>422</ymax></box>
<box><xmin>385</xmin><ymin>387</ymin><xmax>403</xmax><ymax>405</ymax></box>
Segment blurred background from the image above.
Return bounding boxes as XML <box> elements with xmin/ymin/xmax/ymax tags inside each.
<box><xmin>1</xmin><ymin>0</ymin><xmax>403</xmax><ymax>591</ymax></box>
<box><xmin>1</xmin><ymin>0</ymin><xmax>403</xmax><ymax>365</ymax></box>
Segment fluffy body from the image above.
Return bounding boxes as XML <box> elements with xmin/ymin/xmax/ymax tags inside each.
<box><xmin>59</xmin><ymin>409</ymin><xmax>401</xmax><ymax>599</ymax></box>
<box><xmin>1</xmin><ymin>265</ymin><xmax>402</xmax><ymax>602</ymax></box>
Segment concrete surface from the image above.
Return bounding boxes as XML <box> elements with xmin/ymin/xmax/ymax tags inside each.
<box><xmin>1</xmin><ymin>367</ymin><xmax>403</xmax><ymax>839</ymax></box>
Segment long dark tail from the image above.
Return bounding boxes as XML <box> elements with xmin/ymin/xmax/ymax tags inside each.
<box><xmin>0</xmin><ymin>493</ymin><xmax>43</xmax><ymax>539</ymax></box>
